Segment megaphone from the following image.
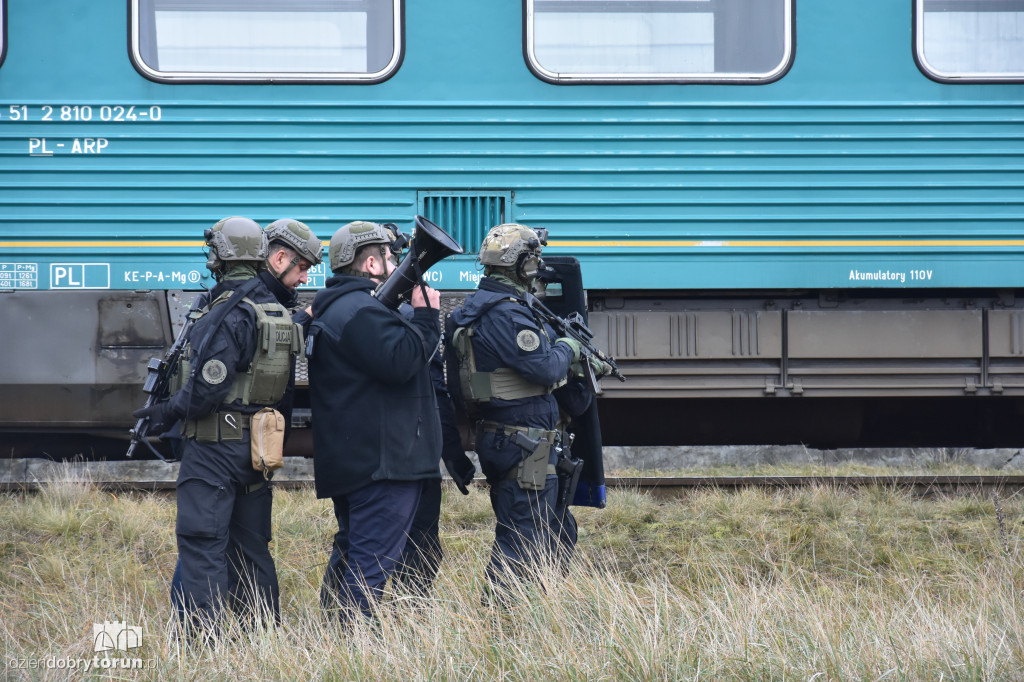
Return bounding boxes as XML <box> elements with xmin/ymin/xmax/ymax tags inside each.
<box><xmin>373</xmin><ymin>215</ymin><xmax>464</xmax><ymax>309</ymax></box>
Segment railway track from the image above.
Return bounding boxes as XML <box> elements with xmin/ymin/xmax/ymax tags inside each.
<box><xmin>608</xmin><ymin>475</ymin><xmax>1024</xmax><ymax>497</ymax></box>
<box><xmin>2</xmin><ymin>459</ymin><xmax>1022</xmax><ymax>495</ymax></box>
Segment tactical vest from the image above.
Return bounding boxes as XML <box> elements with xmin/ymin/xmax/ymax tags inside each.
<box><xmin>445</xmin><ymin>302</ymin><xmax>565</xmax><ymax>411</ymax></box>
<box><xmin>172</xmin><ymin>292</ymin><xmax>301</xmax><ymax>407</ymax></box>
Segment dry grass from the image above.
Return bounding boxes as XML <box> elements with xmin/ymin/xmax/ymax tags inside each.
<box><xmin>2</xmin><ymin>466</ymin><xmax>1023</xmax><ymax>680</ymax></box>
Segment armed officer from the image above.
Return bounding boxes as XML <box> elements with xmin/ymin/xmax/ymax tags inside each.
<box><xmin>308</xmin><ymin>220</ymin><xmax>443</xmax><ymax>622</ymax></box>
<box><xmin>262</xmin><ymin>218</ymin><xmax>323</xmax><ymax>439</ymax></box>
<box><xmin>263</xmin><ymin>217</ymin><xmax>321</xmax><ymax>311</ymax></box>
<box><xmin>445</xmin><ymin>224</ymin><xmax>600</xmax><ymax>597</ymax></box>
<box><xmin>132</xmin><ymin>216</ymin><xmax>303</xmax><ymax>629</ymax></box>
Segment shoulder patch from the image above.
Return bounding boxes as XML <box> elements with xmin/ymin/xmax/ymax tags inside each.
<box><xmin>516</xmin><ymin>329</ymin><xmax>541</xmax><ymax>352</ymax></box>
<box><xmin>201</xmin><ymin>359</ymin><xmax>228</xmax><ymax>384</ymax></box>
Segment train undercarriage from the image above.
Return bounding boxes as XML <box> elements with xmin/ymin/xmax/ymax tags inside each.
<box><xmin>2</xmin><ymin>288</ymin><xmax>1023</xmax><ymax>458</ymax></box>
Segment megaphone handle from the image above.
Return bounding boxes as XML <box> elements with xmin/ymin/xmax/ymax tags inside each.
<box><xmin>410</xmin><ymin>251</ymin><xmax>435</xmax><ymax>309</ymax></box>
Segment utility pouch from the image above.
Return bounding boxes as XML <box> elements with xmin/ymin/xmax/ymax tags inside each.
<box><xmin>219</xmin><ymin>412</ymin><xmax>244</xmax><ymax>441</ymax></box>
<box><xmin>516</xmin><ymin>438</ymin><xmax>551</xmax><ymax>491</ymax></box>
<box><xmin>195</xmin><ymin>415</ymin><xmax>220</xmax><ymax>442</ymax></box>
<box><xmin>251</xmin><ymin>407</ymin><xmax>285</xmax><ymax>480</ymax></box>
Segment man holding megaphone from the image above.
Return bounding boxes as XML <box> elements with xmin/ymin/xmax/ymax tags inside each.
<box><xmin>306</xmin><ymin>219</ymin><xmax>443</xmax><ymax>624</ymax></box>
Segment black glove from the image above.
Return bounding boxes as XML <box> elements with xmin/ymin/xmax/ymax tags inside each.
<box><xmin>442</xmin><ymin>450</ymin><xmax>476</xmax><ymax>496</ymax></box>
<box><xmin>132</xmin><ymin>400</ymin><xmax>178</xmax><ymax>436</ymax></box>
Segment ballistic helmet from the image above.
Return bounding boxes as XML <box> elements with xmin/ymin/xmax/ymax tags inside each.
<box><xmin>329</xmin><ymin>220</ymin><xmax>402</xmax><ymax>273</ymax></box>
<box><xmin>205</xmin><ymin>216</ymin><xmax>268</xmax><ymax>266</ymax></box>
<box><xmin>265</xmin><ymin>218</ymin><xmax>323</xmax><ymax>266</ymax></box>
<box><xmin>481</xmin><ymin>221</ymin><xmax>547</xmax><ymax>264</ymax></box>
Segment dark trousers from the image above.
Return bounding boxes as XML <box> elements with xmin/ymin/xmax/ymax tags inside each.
<box><xmin>321</xmin><ymin>478</ymin><xmax>443</xmax><ymax>610</ymax></box>
<box><xmin>394</xmin><ymin>477</ymin><xmax>444</xmax><ymax>596</ymax></box>
<box><xmin>171</xmin><ymin>438</ymin><xmax>279</xmax><ymax>628</ymax></box>
<box><xmin>485</xmin><ymin>474</ymin><xmax>577</xmax><ymax>593</ymax></box>
<box><xmin>320</xmin><ymin>480</ymin><xmax>423</xmax><ymax>621</ymax></box>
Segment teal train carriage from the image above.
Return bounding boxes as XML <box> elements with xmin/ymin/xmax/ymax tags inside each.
<box><xmin>2</xmin><ymin>0</ymin><xmax>1023</xmax><ymax>454</ymax></box>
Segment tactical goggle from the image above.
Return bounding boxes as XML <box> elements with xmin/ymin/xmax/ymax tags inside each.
<box><xmin>382</xmin><ymin>222</ymin><xmax>410</xmax><ymax>260</ymax></box>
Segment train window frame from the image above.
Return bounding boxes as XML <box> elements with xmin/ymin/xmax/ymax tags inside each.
<box><xmin>522</xmin><ymin>0</ymin><xmax>794</xmax><ymax>85</ymax></box>
<box><xmin>128</xmin><ymin>0</ymin><xmax>404</xmax><ymax>84</ymax></box>
<box><xmin>0</xmin><ymin>0</ymin><xmax>6</xmax><ymax>69</ymax></box>
<box><xmin>914</xmin><ymin>0</ymin><xmax>1024</xmax><ymax>83</ymax></box>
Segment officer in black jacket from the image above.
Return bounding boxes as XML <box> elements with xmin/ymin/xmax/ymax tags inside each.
<box><xmin>391</xmin><ymin>354</ymin><xmax>477</xmax><ymax>595</ymax></box>
<box><xmin>318</xmin><ymin>311</ymin><xmax>477</xmax><ymax>605</ymax></box>
<box><xmin>133</xmin><ymin>217</ymin><xmax>302</xmax><ymax>629</ymax></box>
<box><xmin>308</xmin><ymin>220</ymin><xmax>442</xmax><ymax>622</ymax></box>
<box><xmin>446</xmin><ymin>223</ymin><xmax>599</xmax><ymax>597</ymax></box>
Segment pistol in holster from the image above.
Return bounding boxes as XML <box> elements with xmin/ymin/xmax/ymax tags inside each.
<box><xmin>507</xmin><ymin>430</ymin><xmax>557</xmax><ymax>491</ymax></box>
<box><xmin>554</xmin><ymin>435</ymin><xmax>584</xmax><ymax>508</ymax></box>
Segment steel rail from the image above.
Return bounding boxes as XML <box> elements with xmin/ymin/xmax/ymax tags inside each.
<box><xmin>3</xmin><ymin>474</ymin><xmax>1024</xmax><ymax>494</ymax></box>
<box><xmin>607</xmin><ymin>475</ymin><xmax>1024</xmax><ymax>497</ymax></box>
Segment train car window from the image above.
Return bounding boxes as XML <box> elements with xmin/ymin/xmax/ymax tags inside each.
<box><xmin>524</xmin><ymin>0</ymin><xmax>792</xmax><ymax>84</ymax></box>
<box><xmin>915</xmin><ymin>0</ymin><xmax>1024</xmax><ymax>82</ymax></box>
<box><xmin>130</xmin><ymin>0</ymin><xmax>402</xmax><ymax>83</ymax></box>
<box><xmin>0</xmin><ymin>1</ymin><xmax>6</xmax><ymax>69</ymax></box>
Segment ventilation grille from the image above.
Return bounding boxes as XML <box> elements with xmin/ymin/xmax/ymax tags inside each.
<box><xmin>418</xmin><ymin>191</ymin><xmax>512</xmax><ymax>256</ymax></box>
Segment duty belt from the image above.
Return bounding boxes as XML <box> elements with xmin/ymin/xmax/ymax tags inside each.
<box><xmin>185</xmin><ymin>410</ymin><xmax>251</xmax><ymax>443</ymax></box>
<box><xmin>478</xmin><ymin>421</ymin><xmax>560</xmax><ymax>444</ymax></box>
<box><xmin>478</xmin><ymin>421</ymin><xmax>559</xmax><ymax>478</ymax></box>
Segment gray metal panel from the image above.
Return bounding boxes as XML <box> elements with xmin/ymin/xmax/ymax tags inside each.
<box><xmin>783</xmin><ymin>371</ymin><xmax>985</xmax><ymax>397</ymax></box>
<box><xmin>988</xmin><ymin>310</ymin><xmax>1024</xmax><ymax>358</ymax></box>
<box><xmin>0</xmin><ymin>290</ymin><xmax>172</xmax><ymax>426</ymax></box>
<box><xmin>589</xmin><ymin>309</ymin><xmax>783</xmax><ymax>398</ymax></box>
<box><xmin>590</xmin><ymin>310</ymin><xmax>782</xmax><ymax>360</ymax></box>
<box><xmin>587</xmin><ymin>302</ymin><xmax>1019</xmax><ymax>398</ymax></box>
<box><xmin>99</xmin><ymin>295</ymin><xmax>165</xmax><ymax>347</ymax></box>
<box><xmin>985</xmin><ymin>310</ymin><xmax>1024</xmax><ymax>395</ymax></box>
<box><xmin>788</xmin><ymin>310</ymin><xmax>982</xmax><ymax>359</ymax></box>
<box><xmin>596</xmin><ymin>364</ymin><xmax>784</xmax><ymax>398</ymax></box>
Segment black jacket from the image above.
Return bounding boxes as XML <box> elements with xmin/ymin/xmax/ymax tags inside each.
<box><xmin>167</xmin><ymin>274</ymin><xmax>282</xmax><ymax>421</ymax></box>
<box><xmin>307</xmin><ymin>275</ymin><xmax>442</xmax><ymax>499</ymax></box>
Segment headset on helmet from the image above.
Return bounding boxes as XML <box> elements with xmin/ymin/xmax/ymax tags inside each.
<box><xmin>478</xmin><ymin>223</ymin><xmax>549</xmax><ymax>283</ymax></box>
<box><xmin>205</xmin><ymin>216</ymin><xmax>268</xmax><ymax>274</ymax></box>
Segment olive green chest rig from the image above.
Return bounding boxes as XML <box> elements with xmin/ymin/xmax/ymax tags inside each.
<box><xmin>174</xmin><ymin>291</ymin><xmax>302</xmax><ymax>406</ymax></box>
<box><xmin>449</xmin><ymin>299</ymin><xmax>566</xmax><ymax>407</ymax></box>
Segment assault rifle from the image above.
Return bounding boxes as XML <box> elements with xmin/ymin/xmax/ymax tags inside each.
<box><xmin>126</xmin><ymin>293</ymin><xmax>206</xmax><ymax>461</ymax></box>
<box><xmin>522</xmin><ymin>292</ymin><xmax>625</xmax><ymax>393</ymax></box>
